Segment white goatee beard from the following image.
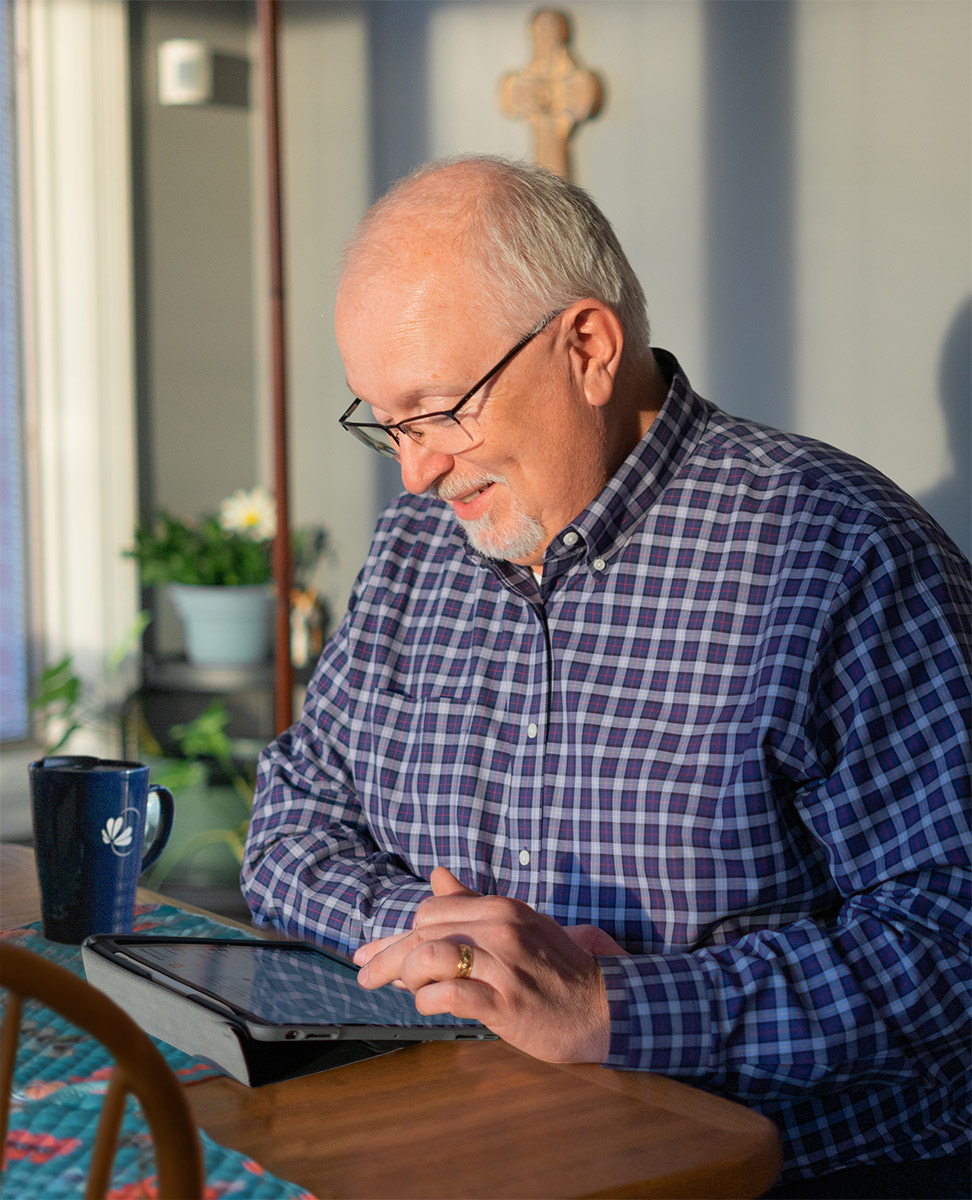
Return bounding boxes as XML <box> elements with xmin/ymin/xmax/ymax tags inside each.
<box><xmin>435</xmin><ymin>473</ymin><xmax>545</xmax><ymax>563</ymax></box>
<box><xmin>457</xmin><ymin>507</ymin><xmax>545</xmax><ymax>562</ymax></box>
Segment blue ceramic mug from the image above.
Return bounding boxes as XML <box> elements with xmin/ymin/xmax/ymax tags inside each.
<box><xmin>29</xmin><ymin>757</ymin><xmax>175</xmax><ymax>944</ymax></box>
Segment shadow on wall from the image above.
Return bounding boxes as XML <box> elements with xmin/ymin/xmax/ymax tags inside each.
<box><xmin>365</xmin><ymin>0</ymin><xmax>438</xmax><ymax>513</ymax></box>
<box><xmin>918</xmin><ymin>295</ymin><xmax>972</xmax><ymax>559</ymax></box>
<box><xmin>704</xmin><ymin>0</ymin><xmax>795</xmax><ymax>431</ymax></box>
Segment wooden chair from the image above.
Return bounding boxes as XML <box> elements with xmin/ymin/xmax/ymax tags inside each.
<box><xmin>0</xmin><ymin>942</ymin><xmax>205</xmax><ymax>1199</ymax></box>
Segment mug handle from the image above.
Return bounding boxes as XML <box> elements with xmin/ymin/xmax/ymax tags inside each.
<box><xmin>140</xmin><ymin>785</ymin><xmax>174</xmax><ymax>873</ymax></box>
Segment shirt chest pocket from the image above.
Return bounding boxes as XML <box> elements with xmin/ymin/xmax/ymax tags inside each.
<box><xmin>357</xmin><ymin>686</ymin><xmax>511</xmax><ymax>847</ymax></box>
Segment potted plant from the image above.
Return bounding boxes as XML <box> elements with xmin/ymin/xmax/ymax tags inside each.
<box><xmin>140</xmin><ymin>698</ymin><xmax>256</xmax><ymax>892</ymax></box>
<box><xmin>126</xmin><ymin>487</ymin><xmax>328</xmax><ymax>667</ymax></box>
<box><xmin>31</xmin><ymin>648</ymin><xmax>254</xmax><ymax>896</ymax></box>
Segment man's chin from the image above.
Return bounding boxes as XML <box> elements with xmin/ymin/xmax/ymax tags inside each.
<box><xmin>457</xmin><ymin>513</ymin><xmax>545</xmax><ymax>564</ymax></box>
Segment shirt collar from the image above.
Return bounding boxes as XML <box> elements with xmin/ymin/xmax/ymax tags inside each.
<box><xmin>459</xmin><ymin>350</ymin><xmax>711</xmax><ymax>595</ymax></box>
<box><xmin>548</xmin><ymin>349</ymin><xmax>710</xmax><ymax>567</ymax></box>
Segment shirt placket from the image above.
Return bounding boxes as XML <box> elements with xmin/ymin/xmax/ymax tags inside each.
<box><xmin>502</xmin><ymin>595</ymin><xmax>551</xmax><ymax>910</ymax></box>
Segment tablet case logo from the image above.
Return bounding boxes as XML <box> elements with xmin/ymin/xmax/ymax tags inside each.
<box><xmin>101</xmin><ymin>814</ymin><xmax>135</xmax><ymax>856</ymax></box>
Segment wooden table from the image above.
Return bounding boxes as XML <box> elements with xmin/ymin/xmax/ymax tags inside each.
<box><xmin>1</xmin><ymin>843</ymin><xmax>782</xmax><ymax>1198</ymax></box>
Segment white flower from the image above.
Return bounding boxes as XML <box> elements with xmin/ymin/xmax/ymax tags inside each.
<box><xmin>218</xmin><ymin>486</ymin><xmax>277</xmax><ymax>542</ymax></box>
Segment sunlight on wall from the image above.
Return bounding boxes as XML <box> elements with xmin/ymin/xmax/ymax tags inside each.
<box><xmin>793</xmin><ymin>0</ymin><xmax>970</xmax><ymax>549</ymax></box>
<box><xmin>279</xmin><ymin>5</ymin><xmax>375</xmax><ymax>620</ymax></box>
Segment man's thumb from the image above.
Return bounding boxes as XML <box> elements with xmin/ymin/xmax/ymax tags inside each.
<box><xmin>430</xmin><ymin>865</ymin><xmax>478</xmax><ymax>897</ymax></box>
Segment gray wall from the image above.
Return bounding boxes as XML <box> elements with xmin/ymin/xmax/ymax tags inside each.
<box><xmin>133</xmin><ymin>0</ymin><xmax>257</xmax><ymax>522</ymax></box>
<box><xmin>133</xmin><ymin>0</ymin><xmax>971</xmax><ymax>635</ymax></box>
<box><xmin>131</xmin><ymin>0</ymin><xmax>259</xmax><ymax>653</ymax></box>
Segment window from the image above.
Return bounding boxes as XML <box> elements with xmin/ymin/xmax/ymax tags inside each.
<box><xmin>0</xmin><ymin>0</ymin><xmax>29</xmax><ymax>742</ymax></box>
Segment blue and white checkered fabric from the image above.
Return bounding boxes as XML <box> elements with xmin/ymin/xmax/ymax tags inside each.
<box><xmin>242</xmin><ymin>352</ymin><xmax>970</xmax><ymax>1181</ymax></box>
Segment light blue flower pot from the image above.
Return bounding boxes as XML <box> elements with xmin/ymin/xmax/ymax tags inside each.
<box><xmin>168</xmin><ymin>584</ymin><xmax>274</xmax><ymax>666</ymax></box>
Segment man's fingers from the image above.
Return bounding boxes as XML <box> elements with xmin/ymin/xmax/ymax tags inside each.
<box><xmin>353</xmin><ymin>929</ymin><xmax>412</xmax><ymax>968</ymax></box>
<box><xmin>360</xmin><ymin>925</ymin><xmax>480</xmax><ymax>989</ymax></box>
<box><xmin>411</xmin><ymin>977</ymin><xmax>500</xmax><ymax>1025</ymax></box>
<box><xmin>398</xmin><ymin>935</ymin><xmax>486</xmax><ymax>993</ymax></box>
<box><xmin>356</xmin><ymin>934</ymin><xmax>416</xmax><ymax>985</ymax></box>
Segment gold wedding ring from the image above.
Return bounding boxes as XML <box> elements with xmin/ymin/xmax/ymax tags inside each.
<box><xmin>455</xmin><ymin>943</ymin><xmax>474</xmax><ymax>980</ymax></box>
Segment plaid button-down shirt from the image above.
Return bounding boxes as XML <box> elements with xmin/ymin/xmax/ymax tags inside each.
<box><xmin>242</xmin><ymin>352</ymin><xmax>970</xmax><ymax>1179</ymax></box>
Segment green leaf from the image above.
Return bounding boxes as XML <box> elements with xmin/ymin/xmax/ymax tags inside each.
<box><xmin>106</xmin><ymin>610</ymin><xmax>152</xmax><ymax>673</ymax></box>
<box><xmin>170</xmin><ymin>699</ymin><xmax>232</xmax><ymax>761</ymax></box>
<box><xmin>150</xmin><ymin>759</ymin><xmax>207</xmax><ymax>794</ymax></box>
<box><xmin>30</xmin><ymin>657</ymin><xmax>82</xmax><ymax>714</ymax></box>
<box><xmin>125</xmin><ymin>506</ymin><xmax>275</xmax><ymax>587</ymax></box>
<box><xmin>45</xmin><ymin>721</ymin><xmax>83</xmax><ymax>756</ymax></box>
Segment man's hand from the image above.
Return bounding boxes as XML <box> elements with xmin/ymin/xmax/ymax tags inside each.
<box><xmin>353</xmin><ymin>867</ymin><xmax>623</xmax><ymax>1064</ymax></box>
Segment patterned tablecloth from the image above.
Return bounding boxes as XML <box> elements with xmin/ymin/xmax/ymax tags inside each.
<box><xmin>1</xmin><ymin>903</ymin><xmax>318</xmax><ymax>1199</ymax></box>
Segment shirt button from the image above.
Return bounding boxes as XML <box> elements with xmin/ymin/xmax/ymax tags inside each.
<box><xmin>519</xmin><ymin>849</ymin><xmax>531</xmax><ymax>866</ymax></box>
<box><xmin>562</xmin><ymin>530</ymin><xmax>579</xmax><ymax>546</ymax></box>
<box><xmin>592</xmin><ymin>557</ymin><xmax>606</xmax><ymax>571</ymax></box>
<box><xmin>527</xmin><ymin>722</ymin><xmax>538</xmax><ymax>738</ymax></box>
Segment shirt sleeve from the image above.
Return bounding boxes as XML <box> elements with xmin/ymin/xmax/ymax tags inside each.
<box><xmin>600</xmin><ymin>521</ymin><xmax>971</xmax><ymax>1103</ymax></box>
<box><xmin>240</xmin><ymin>583</ymin><xmax>432</xmax><ymax>955</ymax></box>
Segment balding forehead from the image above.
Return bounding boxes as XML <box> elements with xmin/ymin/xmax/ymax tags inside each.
<box><xmin>340</xmin><ymin>164</ymin><xmax>494</xmax><ymax>280</ymax></box>
<box><xmin>339</xmin><ymin>215</ymin><xmax>482</xmax><ymax>309</ymax></box>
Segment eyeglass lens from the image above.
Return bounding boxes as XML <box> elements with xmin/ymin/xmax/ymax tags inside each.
<box><xmin>364</xmin><ymin>410</ymin><xmax>477</xmax><ymax>458</ymax></box>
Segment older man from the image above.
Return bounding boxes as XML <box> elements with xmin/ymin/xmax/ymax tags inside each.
<box><xmin>242</xmin><ymin>156</ymin><xmax>970</xmax><ymax>1193</ymax></box>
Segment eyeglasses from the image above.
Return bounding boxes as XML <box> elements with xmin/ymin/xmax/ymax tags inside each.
<box><xmin>338</xmin><ymin>311</ymin><xmax>561</xmax><ymax>460</ymax></box>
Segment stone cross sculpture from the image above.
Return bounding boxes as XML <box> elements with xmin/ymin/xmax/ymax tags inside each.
<box><xmin>499</xmin><ymin>9</ymin><xmax>603</xmax><ymax>181</ymax></box>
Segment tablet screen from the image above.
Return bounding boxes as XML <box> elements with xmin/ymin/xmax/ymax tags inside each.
<box><xmin>122</xmin><ymin>940</ymin><xmax>485</xmax><ymax>1031</ymax></box>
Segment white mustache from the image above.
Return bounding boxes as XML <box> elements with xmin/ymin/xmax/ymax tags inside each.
<box><xmin>434</xmin><ymin>473</ymin><xmax>506</xmax><ymax>503</ymax></box>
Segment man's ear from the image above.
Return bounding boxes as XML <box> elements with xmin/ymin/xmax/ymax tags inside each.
<box><xmin>563</xmin><ymin>302</ymin><xmax>624</xmax><ymax>408</ymax></box>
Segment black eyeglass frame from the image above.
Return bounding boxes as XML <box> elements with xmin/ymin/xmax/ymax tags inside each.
<box><xmin>338</xmin><ymin>310</ymin><xmax>563</xmax><ymax>459</ymax></box>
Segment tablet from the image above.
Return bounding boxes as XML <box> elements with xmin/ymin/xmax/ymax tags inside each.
<box><xmin>84</xmin><ymin>935</ymin><xmax>497</xmax><ymax>1043</ymax></box>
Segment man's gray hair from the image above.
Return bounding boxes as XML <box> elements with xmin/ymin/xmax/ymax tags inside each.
<box><xmin>342</xmin><ymin>155</ymin><xmax>651</xmax><ymax>361</ymax></box>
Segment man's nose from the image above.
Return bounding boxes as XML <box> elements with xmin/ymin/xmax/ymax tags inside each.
<box><xmin>397</xmin><ymin>437</ymin><xmax>455</xmax><ymax>495</ymax></box>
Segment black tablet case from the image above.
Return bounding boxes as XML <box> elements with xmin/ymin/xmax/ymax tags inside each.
<box><xmin>81</xmin><ymin>941</ymin><xmax>404</xmax><ymax>1086</ymax></box>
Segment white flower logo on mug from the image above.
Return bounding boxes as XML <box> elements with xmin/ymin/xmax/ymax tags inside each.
<box><xmin>101</xmin><ymin>810</ymin><xmax>138</xmax><ymax>857</ymax></box>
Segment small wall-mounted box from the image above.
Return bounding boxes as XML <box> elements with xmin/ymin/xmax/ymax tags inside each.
<box><xmin>158</xmin><ymin>40</ymin><xmax>249</xmax><ymax>108</ymax></box>
<box><xmin>158</xmin><ymin>39</ymin><xmax>212</xmax><ymax>106</ymax></box>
